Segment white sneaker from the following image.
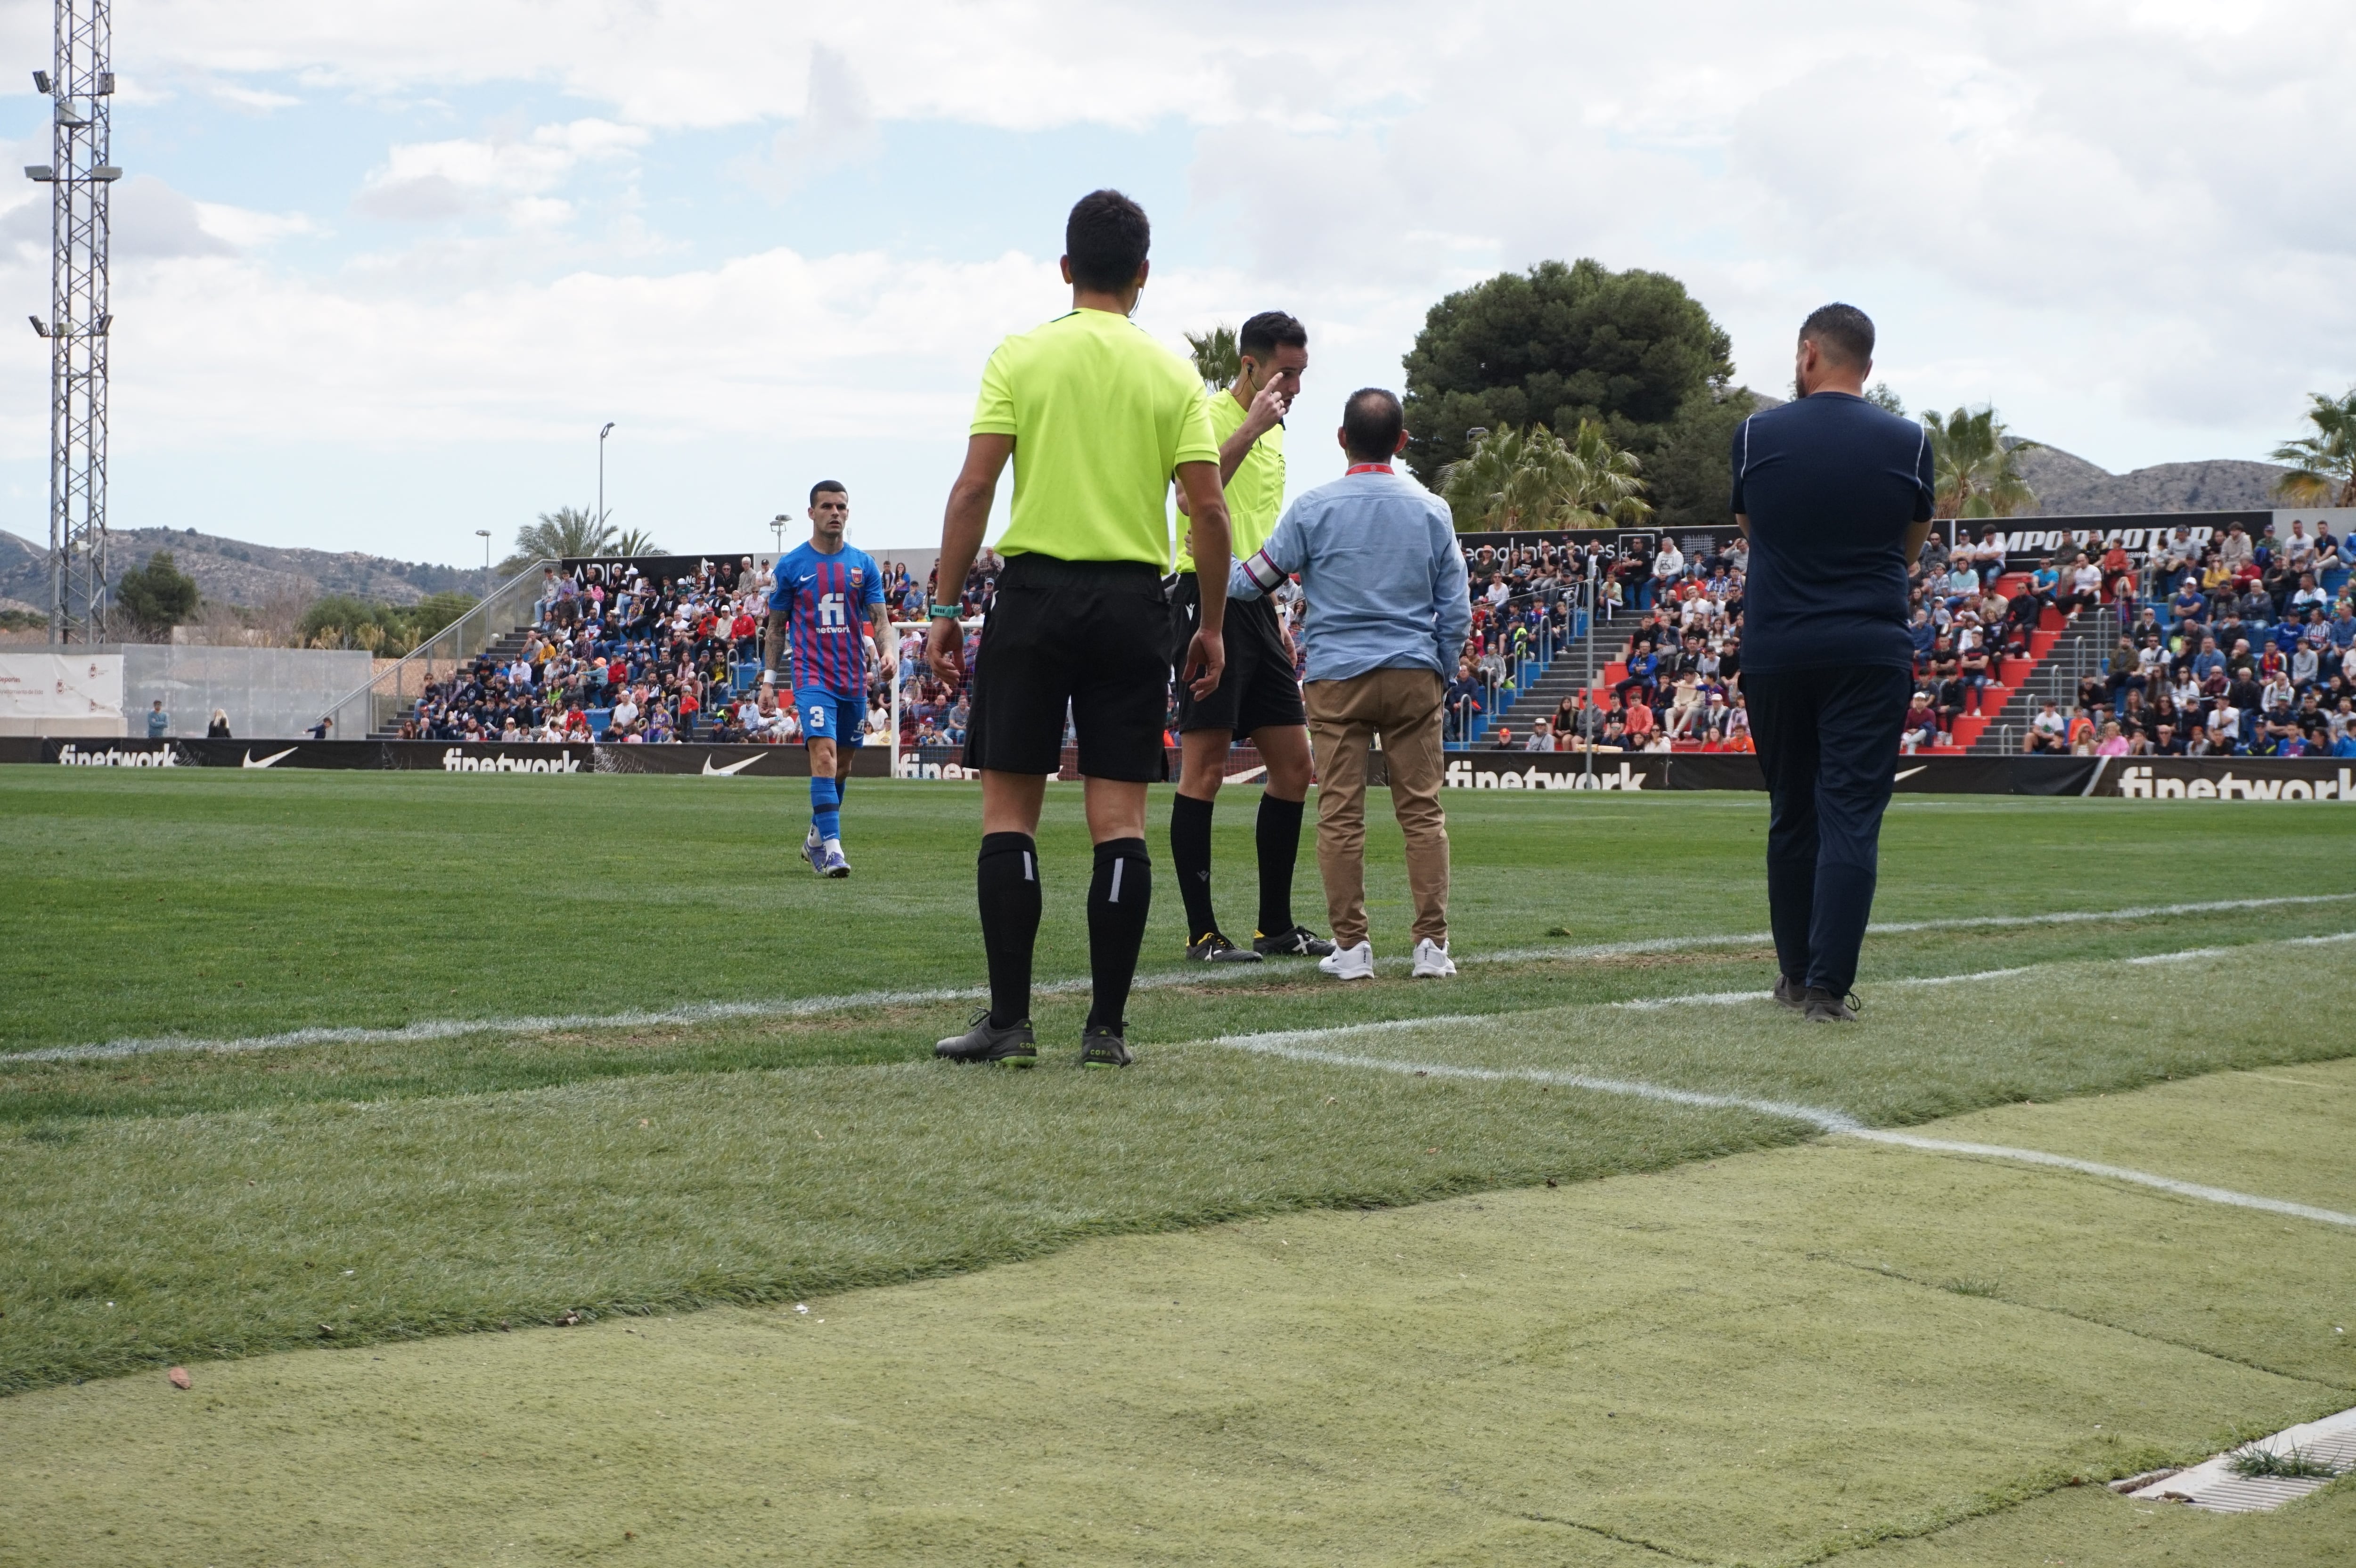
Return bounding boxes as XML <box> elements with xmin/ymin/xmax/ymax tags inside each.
<box><xmin>1318</xmin><ymin>940</ymin><xmax>1374</xmax><ymax>981</ymax></box>
<box><xmin>1411</xmin><ymin>938</ymin><xmax>1456</xmax><ymax>978</ymax></box>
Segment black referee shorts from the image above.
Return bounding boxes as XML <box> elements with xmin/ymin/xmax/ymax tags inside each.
<box><xmin>963</xmin><ymin>553</ymin><xmax>1170</xmax><ymax>782</ymax></box>
<box><xmin>1169</xmin><ymin>575</ymin><xmax>1305</xmax><ymax>735</ymax></box>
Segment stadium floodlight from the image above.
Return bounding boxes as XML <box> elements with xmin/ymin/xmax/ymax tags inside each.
<box><xmin>25</xmin><ymin>165</ymin><xmax>53</xmax><ymax>181</ymax></box>
<box><xmin>28</xmin><ymin>316</ymin><xmax>46</xmax><ymax>337</ymax></box>
<box><xmin>597</xmin><ymin>421</ymin><xmax>616</xmax><ymax>533</ymax></box>
<box><xmin>41</xmin><ymin>0</ymin><xmax>118</xmax><ymax>644</ymax></box>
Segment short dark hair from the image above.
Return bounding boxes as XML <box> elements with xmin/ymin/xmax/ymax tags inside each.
<box><xmin>1064</xmin><ymin>190</ymin><xmax>1150</xmax><ymax>293</ymax></box>
<box><xmin>1799</xmin><ymin>303</ymin><xmax>1874</xmax><ymax>367</ymax></box>
<box><xmin>810</xmin><ymin>481</ymin><xmax>847</xmax><ymax>505</ymax></box>
<box><xmin>1341</xmin><ymin>387</ymin><xmax>1405</xmax><ymax>461</ymax></box>
<box><xmin>1238</xmin><ymin>310</ymin><xmax>1307</xmax><ymax>359</ymax></box>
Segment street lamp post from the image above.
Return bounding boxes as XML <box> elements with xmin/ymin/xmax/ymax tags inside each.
<box><xmin>474</xmin><ymin>529</ymin><xmax>491</xmax><ymax>572</ymax></box>
<box><xmin>770</xmin><ymin>513</ymin><xmax>788</xmax><ymax>555</ymax></box>
<box><xmin>598</xmin><ymin>421</ymin><xmax>616</xmax><ymax>535</ymax></box>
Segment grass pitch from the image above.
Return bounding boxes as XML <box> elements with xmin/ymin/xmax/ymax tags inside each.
<box><xmin>1</xmin><ymin>770</ymin><xmax>2354</xmax><ymax>1563</ymax></box>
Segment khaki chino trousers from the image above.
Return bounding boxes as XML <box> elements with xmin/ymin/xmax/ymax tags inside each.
<box><xmin>1304</xmin><ymin>666</ymin><xmax>1450</xmax><ymax>949</ymax></box>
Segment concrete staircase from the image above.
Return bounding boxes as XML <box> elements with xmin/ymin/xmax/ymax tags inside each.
<box><xmin>369</xmin><ymin>627</ymin><xmax>538</xmax><ymax>738</ymax></box>
<box><xmin>1961</xmin><ymin>604</ymin><xmax>2115</xmax><ymax>754</ymax></box>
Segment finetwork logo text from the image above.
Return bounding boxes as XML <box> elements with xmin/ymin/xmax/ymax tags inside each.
<box><xmin>54</xmin><ymin>743</ymin><xmax>175</xmax><ymax>768</ymax></box>
<box><xmin>442</xmin><ymin>749</ymin><xmax>581</xmax><ymax>774</ymax></box>
<box><xmin>1445</xmin><ymin>760</ymin><xmax>1647</xmax><ymax>790</ymax></box>
<box><xmin>2112</xmin><ymin>764</ymin><xmax>2356</xmax><ymax>801</ymax></box>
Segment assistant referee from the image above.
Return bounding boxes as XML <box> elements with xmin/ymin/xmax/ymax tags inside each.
<box><xmin>927</xmin><ymin>189</ymin><xmax>1233</xmax><ymax>1070</ymax></box>
<box><xmin>1731</xmin><ymin>304</ymin><xmax>1934</xmax><ymax>1022</ymax></box>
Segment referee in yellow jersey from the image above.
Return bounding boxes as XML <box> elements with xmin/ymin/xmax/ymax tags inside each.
<box><xmin>929</xmin><ymin>190</ymin><xmax>1234</xmax><ymax>1069</ymax></box>
<box><xmin>1168</xmin><ymin>311</ymin><xmax>1335</xmax><ymax>965</ymax></box>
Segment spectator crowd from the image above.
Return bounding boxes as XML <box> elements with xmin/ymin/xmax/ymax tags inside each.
<box><xmin>402</xmin><ymin>518</ymin><xmax>2356</xmax><ymax>764</ymax></box>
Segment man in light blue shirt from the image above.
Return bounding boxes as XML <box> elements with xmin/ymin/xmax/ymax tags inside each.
<box><xmin>1229</xmin><ymin>388</ymin><xmax>1470</xmax><ymax>980</ymax></box>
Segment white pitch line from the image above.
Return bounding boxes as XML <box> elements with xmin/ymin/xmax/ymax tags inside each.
<box><xmin>10</xmin><ymin>892</ymin><xmax>2353</xmax><ymax>1065</ymax></box>
<box><xmin>1206</xmin><ymin>1016</ymin><xmax>2356</xmax><ymax>1230</ymax></box>
<box><xmin>1474</xmin><ymin>891</ymin><xmax>2356</xmax><ymax>966</ymax></box>
<box><xmin>1841</xmin><ymin>1129</ymin><xmax>2356</xmax><ymax>1228</ymax></box>
<box><xmin>1606</xmin><ymin>964</ymin><xmax>2043</xmax><ymax>1011</ymax></box>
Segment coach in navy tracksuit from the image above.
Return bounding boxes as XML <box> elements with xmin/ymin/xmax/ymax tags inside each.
<box><xmin>1731</xmin><ymin>304</ymin><xmax>1934</xmax><ymax>1022</ymax></box>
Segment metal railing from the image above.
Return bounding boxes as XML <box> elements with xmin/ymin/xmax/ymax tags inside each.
<box><xmin>319</xmin><ymin>557</ymin><xmax>557</xmax><ymax>739</ymax></box>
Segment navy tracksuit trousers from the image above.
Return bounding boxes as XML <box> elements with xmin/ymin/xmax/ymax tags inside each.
<box><xmin>1743</xmin><ymin>663</ymin><xmax>1914</xmax><ymax>995</ymax></box>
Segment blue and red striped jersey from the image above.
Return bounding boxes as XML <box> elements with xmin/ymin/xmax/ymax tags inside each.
<box><xmin>769</xmin><ymin>541</ymin><xmax>885</xmax><ymax>694</ymax></box>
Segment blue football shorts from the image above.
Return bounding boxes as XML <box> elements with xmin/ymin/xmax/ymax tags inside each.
<box><xmin>794</xmin><ymin>687</ymin><xmax>867</xmax><ymax>749</ymax></box>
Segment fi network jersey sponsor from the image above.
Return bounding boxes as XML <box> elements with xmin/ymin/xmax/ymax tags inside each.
<box><xmin>769</xmin><ymin>541</ymin><xmax>885</xmax><ymax>695</ymax></box>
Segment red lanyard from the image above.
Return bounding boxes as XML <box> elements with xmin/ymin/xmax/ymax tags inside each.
<box><xmin>1346</xmin><ymin>463</ymin><xmax>1394</xmax><ymax>475</ymax></box>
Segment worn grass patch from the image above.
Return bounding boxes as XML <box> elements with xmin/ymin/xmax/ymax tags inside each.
<box><xmin>2</xmin><ymin>1067</ymin><xmax>2350</xmax><ymax>1567</ymax></box>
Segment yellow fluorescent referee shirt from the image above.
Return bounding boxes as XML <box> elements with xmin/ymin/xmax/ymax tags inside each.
<box><xmin>970</xmin><ymin>308</ymin><xmax>1219</xmax><ymax>568</ymax></box>
<box><xmin>1173</xmin><ymin>384</ymin><xmax>1284</xmax><ymax>574</ymax></box>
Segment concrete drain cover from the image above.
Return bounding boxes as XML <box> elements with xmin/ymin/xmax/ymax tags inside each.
<box><xmin>2123</xmin><ymin>1406</ymin><xmax>2356</xmax><ymax>1513</ymax></box>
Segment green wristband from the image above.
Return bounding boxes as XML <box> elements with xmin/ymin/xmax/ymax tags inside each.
<box><xmin>928</xmin><ymin>604</ymin><xmax>962</xmax><ymax>619</ymax></box>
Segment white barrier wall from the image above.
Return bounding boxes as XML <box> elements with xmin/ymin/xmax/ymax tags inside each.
<box><xmin>0</xmin><ymin>644</ymin><xmax>374</xmax><ymax>738</ymax></box>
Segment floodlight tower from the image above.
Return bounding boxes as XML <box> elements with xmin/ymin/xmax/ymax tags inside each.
<box><xmin>27</xmin><ymin>0</ymin><xmax>118</xmax><ymax>644</ymax></box>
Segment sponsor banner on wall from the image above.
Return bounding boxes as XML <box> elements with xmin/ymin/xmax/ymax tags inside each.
<box><xmin>1938</xmin><ymin>510</ymin><xmax>2267</xmax><ymax>570</ymax></box>
<box><xmin>2099</xmin><ymin>759</ymin><xmax>2356</xmax><ymax>801</ymax></box>
<box><xmin>0</xmin><ymin>652</ymin><xmax>125</xmax><ymax>734</ymax></box>
<box><xmin>13</xmin><ymin>736</ymin><xmax>2355</xmax><ymax>800</ymax></box>
<box><xmin>558</xmin><ymin>554</ymin><xmax>749</xmax><ymax>593</ymax></box>
<box><xmin>35</xmin><ymin>737</ymin><xmax>179</xmax><ymax>767</ymax></box>
<box><xmin>595</xmin><ymin>743</ymin><xmax>889</xmax><ymax>778</ymax></box>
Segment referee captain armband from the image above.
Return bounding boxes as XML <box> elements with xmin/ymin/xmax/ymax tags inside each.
<box><xmin>928</xmin><ymin>604</ymin><xmax>962</xmax><ymax>619</ymax></box>
<box><xmin>1239</xmin><ymin>549</ymin><xmax>1287</xmax><ymax>595</ymax></box>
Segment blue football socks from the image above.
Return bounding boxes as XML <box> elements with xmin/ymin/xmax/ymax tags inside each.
<box><xmin>810</xmin><ymin>775</ymin><xmax>841</xmax><ymax>842</ymax></box>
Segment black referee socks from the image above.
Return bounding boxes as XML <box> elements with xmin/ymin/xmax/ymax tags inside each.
<box><xmin>1170</xmin><ymin>792</ymin><xmax>1218</xmax><ymax>940</ymax></box>
<box><xmin>1255</xmin><ymin>792</ymin><xmax>1304</xmax><ymax>939</ymax></box>
<box><xmin>1086</xmin><ymin>837</ymin><xmax>1152</xmax><ymax>1033</ymax></box>
<box><xmin>976</xmin><ymin>832</ymin><xmax>1041</xmax><ymax>1029</ymax></box>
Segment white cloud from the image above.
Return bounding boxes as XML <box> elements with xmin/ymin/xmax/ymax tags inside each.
<box><xmin>353</xmin><ymin>118</ymin><xmax>647</xmax><ymax>225</ymax></box>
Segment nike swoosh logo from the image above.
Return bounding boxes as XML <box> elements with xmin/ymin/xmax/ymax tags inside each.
<box><xmin>701</xmin><ymin>754</ymin><xmax>762</xmax><ymax>776</ymax></box>
<box><xmin>242</xmin><ymin>747</ymin><xmax>297</xmax><ymax>769</ymax></box>
<box><xmin>1892</xmin><ymin>765</ymin><xmax>1927</xmax><ymax>782</ymax></box>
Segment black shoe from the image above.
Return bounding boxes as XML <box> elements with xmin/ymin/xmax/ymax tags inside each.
<box><xmin>1772</xmin><ymin>974</ymin><xmax>1806</xmax><ymax>1012</ymax></box>
<box><xmin>1079</xmin><ymin>1024</ymin><xmax>1133</xmax><ymax>1069</ymax></box>
<box><xmin>1185</xmin><ymin>932</ymin><xmax>1263</xmax><ymax>964</ymax></box>
<box><xmin>934</xmin><ymin>1011</ymin><xmax>1038</xmax><ymax>1066</ymax></box>
<box><xmin>1801</xmin><ymin>987</ymin><xmax>1860</xmax><ymax>1023</ymax></box>
<box><xmin>1253</xmin><ymin>925</ymin><xmax>1337</xmax><ymax>958</ymax></box>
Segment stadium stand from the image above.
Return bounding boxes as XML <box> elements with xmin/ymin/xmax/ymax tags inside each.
<box><xmin>387</xmin><ymin>516</ymin><xmax>2354</xmax><ymax>761</ymax></box>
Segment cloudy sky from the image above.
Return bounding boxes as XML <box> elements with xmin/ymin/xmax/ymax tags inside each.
<box><xmin>0</xmin><ymin>0</ymin><xmax>2349</xmax><ymax>565</ymax></box>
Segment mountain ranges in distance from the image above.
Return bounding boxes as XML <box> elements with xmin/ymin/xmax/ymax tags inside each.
<box><xmin>0</xmin><ymin>526</ymin><xmax>502</xmax><ymax>616</ymax></box>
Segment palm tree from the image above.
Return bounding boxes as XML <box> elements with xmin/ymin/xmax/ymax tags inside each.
<box><xmin>2270</xmin><ymin>388</ymin><xmax>2356</xmax><ymax>506</ymax></box>
<box><xmin>511</xmin><ymin>505</ymin><xmax>614</xmax><ymax>561</ymax></box>
<box><xmin>613</xmin><ymin>527</ymin><xmax>662</xmax><ymax>557</ymax></box>
<box><xmin>1923</xmin><ymin>407</ymin><xmax>2038</xmax><ymax>518</ymax></box>
<box><xmin>1440</xmin><ymin>424</ymin><xmax>1652</xmax><ymax>532</ymax></box>
<box><xmin>1562</xmin><ymin>419</ymin><xmax>1652</xmax><ymax>525</ymax></box>
<box><xmin>1183</xmin><ymin>325</ymin><xmax>1239</xmax><ymax>392</ymax></box>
